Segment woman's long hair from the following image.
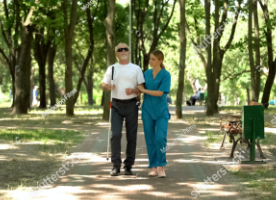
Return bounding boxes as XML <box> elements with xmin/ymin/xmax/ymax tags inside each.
<box><xmin>151</xmin><ymin>50</ymin><xmax>166</xmax><ymax>69</ymax></box>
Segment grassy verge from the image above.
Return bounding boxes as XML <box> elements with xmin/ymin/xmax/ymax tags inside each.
<box><xmin>0</xmin><ymin>128</ymin><xmax>89</xmax><ymax>199</ymax></box>
<box><xmin>200</xmin><ymin>129</ymin><xmax>276</xmax><ymax>200</ymax></box>
<box><xmin>229</xmin><ymin>167</ymin><xmax>276</xmax><ymax>200</ymax></box>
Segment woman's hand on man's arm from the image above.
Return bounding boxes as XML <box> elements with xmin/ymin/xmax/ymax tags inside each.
<box><xmin>126</xmin><ymin>83</ymin><xmax>144</xmax><ymax>95</ymax></box>
<box><xmin>137</xmin><ymin>84</ymin><xmax>164</xmax><ymax>96</ymax></box>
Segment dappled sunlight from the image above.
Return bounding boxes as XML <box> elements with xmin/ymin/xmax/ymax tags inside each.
<box><xmin>0</xmin><ymin>144</ymin><xmax>10</xmax><ymax>150</ymax></box>
<box><xmin>96</xmin><ymin>122</ymin><xmax>110</xmax><ymax>126</ymax></box>
<box><xmin>90</xmin><ymin>183</ymin><xmax>154</xmax><ymax>191</ymax></box>
<box><xmin>0</xmin><ymin>105</ymin><xmax>275</xmax><ymax>199</ymax></box>
<box><xmin>177</xmin><ymin>136</ymin><xmax>202</xmax><ymax>142</ymax></box>
<box><xmin>198</xmin><ymin>128</ymin><xmax>220</xmax><ymax>131</ymax></box>
<box><xmin>265</xmin><ymin>128</ymin><xmax>276</xmax><ymax>134</ymax></box>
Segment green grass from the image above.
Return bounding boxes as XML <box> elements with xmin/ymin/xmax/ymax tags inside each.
<box><xmin>0</xmin><ymin>128</ymin><xmax>90</xmax><ymax>199</ymax></box>
<box><xmin>259</xmin><ymin>132</ymin><xmax>276</xmax><ymax>156</ymax></box>
<box><xmin>220</xmin><ymin>106</ymin><xmax>242</xmax><ymax>112</ymax></box>
<box><xmin>230</xmin><ymin>167</ymin><xmax>276</xmax><ymax>200</ymax></box>
<box><xmin>199</xmin><ymin>130</ymin><xmax>230</xmax><ymax>147</ymax></box>
<box><xmin>219</xmin><ymin>105</ymin><xmax>276</xmax><ymax>114</ymax></box>
<box><xmin>0</xmin><ymin>128</ymin><xmax>88</xmax><ymax>153</ymax></box>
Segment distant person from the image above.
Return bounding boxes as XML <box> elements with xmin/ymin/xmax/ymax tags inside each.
<box><xmin>186</xmin><ymin>88</ymin><xmax>202</xmax><ymax>106</ymax></box>
<box><xmin>269</xmin><ymin>100</ymin><xmax>275</xmax><ymax>105</ymax></box>
<box><xmin>32</xmin><ymin>86</ymin><xmax>40</xmax><ymax>106</ymax></box>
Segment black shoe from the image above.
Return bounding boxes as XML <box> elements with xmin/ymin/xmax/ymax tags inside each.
<box><xmin>124</xmin><ymin>166</ymin><xmax>133</xmax><ymax>175</ymax></box>
<box><xmin>110</xmin><ymin>167</ymin><xmax>120</xmax><ymax>176</ymax></box>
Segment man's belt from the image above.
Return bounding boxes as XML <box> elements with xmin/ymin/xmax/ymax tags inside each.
<box><xmin>112</xmin><ymin>97</ymin><xmax>137</xmax><ymax>103</ymax></box>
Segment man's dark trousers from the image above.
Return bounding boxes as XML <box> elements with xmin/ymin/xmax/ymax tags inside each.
<box><xmin>111</xmin><ymin>98</ymin><xmax>138</xmax><ymax>169</ymax></box>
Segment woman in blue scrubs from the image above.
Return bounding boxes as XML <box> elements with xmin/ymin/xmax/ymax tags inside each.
<box><xmin>137</xmin><ymin>50</ymin><xmax>171</xmax><ymax>178</ymax></box>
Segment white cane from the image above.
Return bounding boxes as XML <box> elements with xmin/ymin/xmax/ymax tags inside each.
<box><xmin>107</xmin><ymin>66</ymin><xmax>114</xmax><ymax>160</ymax></box>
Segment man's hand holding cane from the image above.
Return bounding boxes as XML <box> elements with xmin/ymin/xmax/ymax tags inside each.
<box><xmin>102</xmin><ymin>83</ymin><xmax>115</xmax><ymax>91</ymax></box>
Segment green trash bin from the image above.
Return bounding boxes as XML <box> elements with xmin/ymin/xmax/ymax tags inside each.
<box><xmin>241</xmin><ymin>105</ymin><xmax>266</xmax><ymax>164</ymax></box>
<box><xmin>200</xmin><ymin>93</ymin><xmax>205</xmax><ymax>101</ymax></box>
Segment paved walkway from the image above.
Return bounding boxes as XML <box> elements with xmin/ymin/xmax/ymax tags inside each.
<box><xmin>21</xmin><ymin>109</ymin><xmax>241</xmax><ymax>200</ymax></box>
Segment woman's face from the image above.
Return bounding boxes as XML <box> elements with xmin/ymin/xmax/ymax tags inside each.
<box><xmin>149</xmin><ymin>54</ymin><xmax>162</xmax><ymax>68</ymax></box>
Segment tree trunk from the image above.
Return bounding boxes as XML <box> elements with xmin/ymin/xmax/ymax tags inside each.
<box><xmin>143</xmin><ymin>54</ymin><xmax>150</xmax><ymax>72</ymax></box>
<box><xmin>103</xmin><ymin>0</ymin><xmax>116</xmax><ymax>120</ymax></box>
<box><xmin>205</xmin><ymin>0</ymin><xmax>214</xmax><ymax>116</ymax></box>
<box><xmin>12</xmin><ymin>25</ymin><xmax>33</xmax><ymax>114</ymax></box>
<box><xmin>212</xmin><ymin>0</ymin><xmax>219</xmax><ymax>114</ymax></box>
<box><xmin>259</xmin><ymin>0</ymin><xmax>276</xmax><ymax>108</ymax></box>
<box><xmin>101</xmin><ymin>90</ymin><xmax>105</xmax><ymax>106</ymax></box>
<box><xmin>187</xmin><ymin>76</ymin><xmax>197</xmax><ymax>95</ymax></box>
<box><xmin>248</xmin><ymin>0</ymin><xmax>258</xmax><ymax>102</ymax></box>
<box><xmin>87</xmin><ymin>58</ymin><xmax>94</xmax><ymax>105</ymax></box>
<box><xmin>30</xmin><ymin>67</ymin><xmax>35</xmax><ymax>107</ymax></box>
<box><xmin>48</xmin><ymin>44</ymin><xmax>57</xmax><ymax>106</ymax></box>
<box><xmin>213</xmin><ymin>56</ymin><xmax>223</xmax><ymax>113</ymax></box>
<box><xmin>246</xmin><ymin>87</ymin><xmax>250</xmax><ymax>105</ymax></box>
<box><xmin>34</xmin><ymin>29</ymin><xmax>51</xmax><ymax>108</ymax></box>
<box><xmin>62</xmin><ymin>0</ymin><xmax>78</xmax><ymax>116</ymax></box>
<box><xmin>253</xmin><ymin>0</ymin><xmax>261</xmax><ymax>101</ymax></box>
<box><xmin>87</xmin><ymin>77</ymin><xmax>93</xmax><ymax>105</ymax></box>
<box><xmin>176</xmin><ymin>0</ymin><xmax>186</xmax><ymax>119</ymax></box>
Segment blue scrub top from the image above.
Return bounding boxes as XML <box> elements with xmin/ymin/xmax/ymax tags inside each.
<box><xmin>142</xmin><ymin>68</ymin><xmax>171</xmax><ymax>120</ymax></box>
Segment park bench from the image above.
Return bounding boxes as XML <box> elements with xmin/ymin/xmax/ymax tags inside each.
<box><xmin>219</xmin><ymin>115</ymin><xmax>266</xmax><ymax>159</ymax></box>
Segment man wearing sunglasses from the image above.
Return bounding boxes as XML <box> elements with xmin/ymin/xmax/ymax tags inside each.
<box><xmin>102</xmin><ymin>42</ymin><xmax>145</xmax><ymax>176</ymax></box>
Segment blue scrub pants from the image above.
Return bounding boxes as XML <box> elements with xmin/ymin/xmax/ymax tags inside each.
<box><xmin>142</xmin><ymin>110</ymin><xmax>169</xmax><ymax>168</ymax></box>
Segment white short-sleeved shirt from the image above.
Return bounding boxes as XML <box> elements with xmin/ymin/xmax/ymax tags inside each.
<box><xmin>102</xmin><ymin>62</ymin><xmax>145</xmax><ymax>100</ymax></box>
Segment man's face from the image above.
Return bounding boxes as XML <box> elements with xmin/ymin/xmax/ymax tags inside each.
<box><xmin>116</xmin><ymin>44</ymin><xmax>130</xmax><ymax>61</ymax></box>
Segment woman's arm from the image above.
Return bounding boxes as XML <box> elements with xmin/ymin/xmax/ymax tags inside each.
<box><xmin>144</xmin><ymin>89</ymin><xmax>164</xmax><ymax>97</ymax></box>
<box><xmin>137</xmin><ymin>84</ymin><xmax>164</xmax><ymax>97</ymax></box>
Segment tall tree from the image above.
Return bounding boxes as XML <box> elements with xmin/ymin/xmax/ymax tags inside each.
<box><xmin>73</xmin><ymin>0</ymin><xmax>100</xmax><ymax>105</ymax></box>
<box><xmin>133</xmin><ymin>0</ymin><xmax>177</xmax><ymax>71</ymax></box>
<box><xmin>212</xmin><ymin>0</ymin><xmax>242</xmax><ymax>113</ymax></box>
<box><xmin>187</xmin><ymin>76</ymin><xmax>198</xmax><ymax>95</ymax></box>
<box><xmin>205</xmin><ymin>0</ymin><xmax>213</xmax><ymax>115</ymax></box>
<box><xmin>33</xmin><ymin>27</ymin><xmax>51</xmax><ymax>108</ymax></box>
<box><xmin>62</xmin><ymin>0</ymin><xmax>78</xmax><ymax>116</ymax></box>
<box><xmin>103</xmin><ymin>0</ymin><xmax>116</xmax><ymax>120</ymax></box>
<box><xmin>0</xmin><ymin>0</ymin><xmax>21</xmax><ymax>108</ymax></box>
<box><xmin>253</xmin><ymin>0</ymin><xmax>261</xmax><ymax>100</ymax></box>
<box><xmin>33</xmin><ymin>7</ymin><xmax>58</xmax><ymax>108</ymax></box>
<box><xmin>186</xmin><ymin>0</ymin><xmax>242</xmax><ymax>115</ymax></box>
<box><xmin>176</xmin><ymin>0</ymin><xmax>186</xmax><ymax>119</ymax></box>
<box><xmin>12</xmin><ymin>1</ymin><xmax>38</xmax><ymax>114</ymax></box>
<box><xmin>248</xmin><ymin>0</ymin><xmax>261</xmax><ymax>102</ymax></box>
<box><xmin>47</xmin><ymin>43</ymin><xmax>57</xmax><ymax>106</ymax></box>
<box><xmin>258</xmin><ymin>0</ymin><xmax>276</xmax><ymax>107</ymax></box>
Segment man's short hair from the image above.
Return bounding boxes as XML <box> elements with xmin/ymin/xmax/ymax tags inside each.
<box><xmin>115</xmin><ymin>43</ymin><xmax>129</xmax><ymax>52</ymax></box>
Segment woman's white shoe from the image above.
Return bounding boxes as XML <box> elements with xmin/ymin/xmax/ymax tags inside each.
<box><xmin>157</xmin><ymin>169</ymin><xmax>166</xmax><ymax>178</ymax></box>
<box><xmin>148</xmin><ymin>168</ymin><xmax>157</xmax><ymax>177</ymax></box>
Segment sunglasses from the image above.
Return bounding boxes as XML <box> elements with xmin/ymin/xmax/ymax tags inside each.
<box><xmin>117</xmin><ymin>48</ymin><xmax>129</xmax><ymax>52</ymax></box>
